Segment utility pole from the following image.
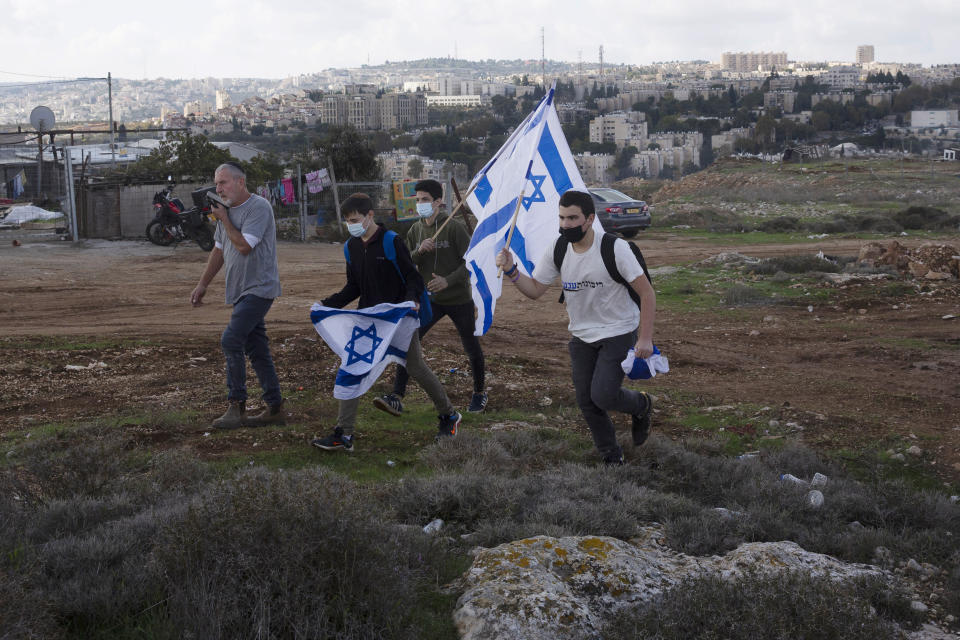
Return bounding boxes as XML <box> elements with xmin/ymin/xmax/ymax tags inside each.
<box><xmin>108</xmin><ymin>72</ymin><xmax>116</xmax><ymax>168</ymax></box>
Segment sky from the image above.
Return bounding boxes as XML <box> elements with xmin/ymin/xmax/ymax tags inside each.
<box><xmin>0</xmin><ymin>0</ymin><xmax>955</xmax><ymax>81</ymax></box>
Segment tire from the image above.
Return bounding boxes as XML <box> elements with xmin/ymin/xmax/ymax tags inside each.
<box><xmin>619</xmin><ymin>229</ymin><xmax>638</xmax><ymax>238</ymax></box>
<box><xmin>194</xmin><ymin>225</ymin><xmax>215</xmax><ymax>252</ymax></box>
<box><xmin>146</xmin><ymin>219</ymin><xmax>175</xmax><ymax>246</ymax></box>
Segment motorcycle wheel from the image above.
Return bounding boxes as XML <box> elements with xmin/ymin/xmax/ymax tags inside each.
<box><xmin>195</xmin><ymin>225</ymin><xmax>215</xmax><ymax>252</ymax></box>
<box><xmin>146</xmin><ymin>220</ymin><xmax>175</xmax><ymax>246</ymax></box>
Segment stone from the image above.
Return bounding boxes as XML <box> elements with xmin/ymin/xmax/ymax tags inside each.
<box><xmin>910</xmin><ymin>600</ymin><xmax>929</xmax><ymax>614</ymax></box>
<box><xmin>906</xmin><ymin>446</ymin><xmax>923</xmax><ymax>457</ymax></box>
<box><xmin>923</xmin><ymin>271</ymin><xmax>951</xmax><ymax>280</ymax></box>
<box><xmin>453</xmin><ymin>527</ymin><xmax>890</xmax><ymax>640</ymax></box>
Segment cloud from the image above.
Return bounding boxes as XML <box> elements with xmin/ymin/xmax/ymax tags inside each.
<box><xmin>0</xmin><ymin>0</ymin><xmax>955</xmax><ymax>79</ymax></box>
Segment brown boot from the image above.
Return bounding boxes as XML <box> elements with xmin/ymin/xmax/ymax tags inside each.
<box><xmin>246</xmin><ymin>400</ymin><xmax>286</xmax><ymax>427</ymax></box>
<box><xmin>212</xmin><ymin>401</ymin><xmax>246</xmax><ymax>429</ymax></box>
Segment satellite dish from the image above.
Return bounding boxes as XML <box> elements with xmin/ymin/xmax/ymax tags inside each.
<box><xmin>30</xmin><ymin>106</ymin><xmax>56</xmax><ymax>132</ymax></box>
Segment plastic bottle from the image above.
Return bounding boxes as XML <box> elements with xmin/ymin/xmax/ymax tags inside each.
<box><xmin>780</xmin><ymin>473</ymin><xmax>808</xmax><ymax>486</ymax></box>
<box><xmin>806</xmin><ymin>490</ymin><xmax>824</xmax><ymax>509</ymax></box>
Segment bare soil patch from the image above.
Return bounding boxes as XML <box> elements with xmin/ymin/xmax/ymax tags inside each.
<box><xmin>1</xmin><ymin>237</ymin><xmax>958</xmax><ymax>480</ymax></box>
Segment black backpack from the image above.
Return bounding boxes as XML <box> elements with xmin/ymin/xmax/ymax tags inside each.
<box><xmin>553</xmin><ymin>233</ymin><xmax>652</xmax><ymax>308</ymax></box>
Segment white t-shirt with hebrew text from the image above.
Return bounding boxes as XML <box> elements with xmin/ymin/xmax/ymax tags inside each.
<box><xmin>532</xmin><ymin>232</ymin><xmax>645</xmax><ymax>343</ymax></box>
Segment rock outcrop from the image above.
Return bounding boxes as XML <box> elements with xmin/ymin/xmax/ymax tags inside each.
<box><xmin>454</xmin><ymin>525</ymin><xmax>890</xmax><ymax>640</ymax></box>
<box><xmin>858</xmin><ymin>241</ymin><xmax>959</xmax><ymax>279</ymax></box>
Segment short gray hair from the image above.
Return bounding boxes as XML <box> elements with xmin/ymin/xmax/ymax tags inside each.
<box><xmin>216</xmin><ymin>162</ymin><xmax>245</xmax><ymax>179</ymax></box>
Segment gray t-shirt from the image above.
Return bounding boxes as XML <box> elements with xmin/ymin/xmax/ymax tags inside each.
<box><xmin>213</xmin><ymin>193</ymin><xmax>281</xmax><ymax>304</ymax></box>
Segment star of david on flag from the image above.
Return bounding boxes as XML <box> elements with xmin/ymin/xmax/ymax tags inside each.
<box><xmin>310</xmin><ymin>301</ymin><xmax>420</xmax><ymax>400</ymax></box>
<box><xmin>345</xmin><ymin>324</ymin><xmax>382</xmax><ymax>366</ymax></box>
<box><xmin>463</xmin><ymin>83</ymin><xmax>603</xmax><ymax>336</ymax></box>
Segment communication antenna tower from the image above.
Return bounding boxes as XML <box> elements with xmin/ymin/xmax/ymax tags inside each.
<box><xmin>540</xmin><ymin>27</ymin><xmax>545</xmax><ymax>87</ymax></box>
<box><xmin>599</xmin><ymin>45</ymin><xmax>604</xmax><ymax>78</ymax></box>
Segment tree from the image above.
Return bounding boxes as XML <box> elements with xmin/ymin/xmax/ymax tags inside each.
<box><xmin>407</xmin><ymin>158</ymin><xmax>424</xmax><ymax>179</ymax></box>
<box><xmin>129</xmin><ymin>132</ymin><xmax>232</xmax><ymax>181</ymax></box>
<box><xmin>314</xmin><ymin>126</ymin><xmax>380</xmax><ymax>182</ymax></box>
<box><xmin>491</xmin><ymin>95</ymin><xmax>517</xmax><ymax>120</ymax></box>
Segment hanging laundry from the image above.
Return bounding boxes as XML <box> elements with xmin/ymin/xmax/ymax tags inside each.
<box><xmin>306</xmin><ymin>168</ymin><xmax>331</xmax><ymax>194</ymax></box>
<box><xmin>305</xmin><ymin>170</ymin><xmax>324</xmax><ymax>194</ymax></box>
<box><xmin>281</xmin><ymin>178</ymin><xmax>295</xmax><ymax>205</ymax></box>
<box><xmin>12</xmin><ymin>171</ymin><xmax>25</xmax><ymax>198</ymax></box>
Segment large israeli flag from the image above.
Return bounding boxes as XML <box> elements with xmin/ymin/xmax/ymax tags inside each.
<box><xmin>463</xmin><ymin>84</ymin><xmax>601</xmax><ymax>335</ymax></box>
<box><xmin>309</xmin><ymin>301</ymin><xmax>419</xmax><ymax>400</ymax></box>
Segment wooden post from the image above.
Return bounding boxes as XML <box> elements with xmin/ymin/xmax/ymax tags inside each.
<box><xmin>328</xmin><ymin>163</ymin><xmax>344</xmax><ymax>240</ymax></box>
<box><xmin>450</xmin><ymin>176</ymin><xmax>474</xmax><ymax>234</ymax></box>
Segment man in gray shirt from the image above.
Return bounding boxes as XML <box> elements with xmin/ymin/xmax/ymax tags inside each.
<box><xmin>190</xmin><ymin>162</ymin><xmax>284</xmax><ymax>428</ymax></box>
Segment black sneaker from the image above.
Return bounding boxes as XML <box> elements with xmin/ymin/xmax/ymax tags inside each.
<box><xmin>373</xmin><ymin>393</ymin><xmax>404</xmax><ymax>416</ymax></box>
<box><xmin>603</xmin><ymin>452</ymin><xmax>625</xmax><ymax>466</ymax></box>
<box><xmin>467</xmin><ymin>392</ymin><xmax>488</xmax><ymax>413</ymax></box>
<box><xmin>436</xmin><ymin>411</ymin><xmax>461</xmax><ymax>439</ymax></box>
<box><xmin>311</xmin><ymin>428</ymin><xmax>354</xmax><ymax>451</ymax></box>
<box><xmin>631</xmin><ymin>392</ymin><xmax>653</xmax><ymax>446</ymax></box>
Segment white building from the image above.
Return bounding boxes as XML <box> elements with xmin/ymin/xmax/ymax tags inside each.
<box><xmin>856</xmin><ymin>45</ymin><xmax>875</xmax><ymax>64</ymax></box>
<box><xmin>588</xmin><ymin>112</ymin><xmax>648</xmax><ymax>149</ymax></box>
<box><xmin>426</xmin><ymin>95</ymin><xmax>485</xmax><ymax>108</ymax></box>
<box><xmin>822</xmin><ymin>66</ymin><xmax>861</xmax><ymax>89</ymax></box>
<box><xmin>911</xmin><ymin>110</ymin><xmax>959</xmax><ymax>128</ymax></box>
<box><xmin>215</xmin><ymin>90</ymin><xmax>231</xmax><ymax>111</ymax></box>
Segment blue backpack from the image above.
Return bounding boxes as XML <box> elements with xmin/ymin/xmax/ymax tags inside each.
<box><xmin>344</xmin><ymin>230</ymin><xmax>432</xmax><ymax>325</ymax></box>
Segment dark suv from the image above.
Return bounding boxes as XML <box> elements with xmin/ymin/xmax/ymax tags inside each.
<box><xmin>588</xmin><ymin>188</ymin><xmax>651</xmax><ymax>238</ymax></box>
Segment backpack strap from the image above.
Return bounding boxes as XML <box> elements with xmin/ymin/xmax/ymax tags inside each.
<box><xmin>382</xmin><ymin>230</ymin><xmax>403</xmax><ymax>279</ymax></box>
<box><xmin>599</xmin><ymin>233</ymin><xmax>649</xmax><ymax>309</ymax></box>
<box><xmin>554</xmin><ymin>236</ymin><xmax>569</xmax><ymax>303</ymax></box>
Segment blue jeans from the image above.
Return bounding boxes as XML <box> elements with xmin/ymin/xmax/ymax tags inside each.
<box><xmin>221</xmin><ymin>294</ymin><xmax>281</xmax><ymax>406</ymax></box>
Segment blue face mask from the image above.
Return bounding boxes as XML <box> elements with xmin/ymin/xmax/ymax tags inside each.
<box><xmin>346</xmin><ymin>221</ymin><xmax>365</xmax><ymax>237</ymax></box>
<box><xmin>416</xmin><ymin>202</ymin><xmax>434</xmax><ymax>218</ymax></box>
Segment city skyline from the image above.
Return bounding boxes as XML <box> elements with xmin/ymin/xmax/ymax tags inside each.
<box><xmin>0</xmin><ymin>0</ymin><xmax>956</xmax><ymax>82</ymax></box>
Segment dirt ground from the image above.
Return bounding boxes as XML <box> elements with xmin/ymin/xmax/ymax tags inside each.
<box><xmin>1</xmin><ymin>235</ymin><xmax>959</xmax><ymax>481</ymax></box>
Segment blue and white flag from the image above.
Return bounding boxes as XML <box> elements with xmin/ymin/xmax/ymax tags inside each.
<box><xmin>463</xmin><ymin>84</ymin><xmax>602</xmax><ymax>335</ymax></box>
<box><xmin>621</xmin><ymin>345</ymin><xmax>670</xmax><ymax>380</ymax></box>
<box><xmin>309</xmin><ymin>301</ymin><xmax>419</xmax><ymax>400</ymax></box>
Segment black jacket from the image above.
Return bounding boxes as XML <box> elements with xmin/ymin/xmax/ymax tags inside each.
<box><xmin>321</xmin><ymin>225</ymin><xmax>424</xmax><ymax>309</ymax></box>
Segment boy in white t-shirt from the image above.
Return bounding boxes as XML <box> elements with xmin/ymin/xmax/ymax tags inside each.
<box><xmin>495</xmin><ymin>190</ymin><xmax>656</xmax><ymax>464</ymax></box>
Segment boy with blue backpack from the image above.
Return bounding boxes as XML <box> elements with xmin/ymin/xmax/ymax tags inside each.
<box><xmin>312</xmin><ymin>193</ymin><xmax>461</xmax><ymax>451</ymax></box>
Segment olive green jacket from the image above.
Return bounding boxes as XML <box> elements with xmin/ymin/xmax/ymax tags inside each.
<box><xmin>404</xmin><ymin>213</ymin><xmax>472</xmax><ymax>306</ymax></box>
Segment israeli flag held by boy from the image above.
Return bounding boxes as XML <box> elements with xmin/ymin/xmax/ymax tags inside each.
<box><xmin>463</xmin><ymin>82</ymin><xmax>602</xmax><ymax>336</ymax></box>
<box><xmin>309</xmin><ymin>301</ymin><xmax>419</xmax><ymax>400</ymax></box>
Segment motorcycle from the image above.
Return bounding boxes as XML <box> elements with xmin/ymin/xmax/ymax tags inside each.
<box><xmin>145</xmin><ymin>180</ymin><xmax>216</xmax><ymax>251</ymax></box>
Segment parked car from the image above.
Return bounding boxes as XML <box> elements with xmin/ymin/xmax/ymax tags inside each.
<box><xmin>588</xmin><ymin>188</ymin><xmax>651</xmax><ymax>238</ymax></box>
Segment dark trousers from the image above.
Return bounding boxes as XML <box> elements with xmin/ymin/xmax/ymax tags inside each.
<box><xmin>393</xmin><ymin>301</ymin><xmax>485</xmax><ymax>397</ymax></box>
<box><xmin>221</xmin><ymin>294</ymin><xmax>282</xmax><ymax>406</ymax></box>
<box><xmin>568</xmin><ymin>331</ymin><xmax>645</xmax><ymax>460</ymax></box>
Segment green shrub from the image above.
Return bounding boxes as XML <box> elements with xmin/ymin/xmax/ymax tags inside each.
<box><xmin>602</xmin><ymin>572</ymin><xmax>917</xmax><ymax>640</ymax></box>
<box><xmin>894</xmin><ymin>206</ymin><xmax>960</xmax><ymax>231</ymax></box>
<box><xmin>747</xmin><ymin>255</ymin><xmax>842</xmax><ymax>275</ymax></box>
<box><xmin>721</xmin><ymin>284</ymin><xmax>771</xmax><ymax>305</ymax></box>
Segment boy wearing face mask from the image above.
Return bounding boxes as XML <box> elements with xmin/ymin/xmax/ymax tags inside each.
<box><xmin>374</xmin><ymin>179</ymin><xmax>487</xmax><ymax>417</ymax></box>
<box><xmin>494</xmin><ymin>189</ymin><xmax>656</xmax><ymax>465</ymax></box>
<box><xmin>312</xmin><ymin>192</ymin><xmax>461</xmax><ymax>451</ymax></box>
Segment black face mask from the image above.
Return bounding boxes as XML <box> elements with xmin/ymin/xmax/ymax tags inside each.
<box><xmin>559</xmin><ymin>224</ymin><xmax>587</xmax><ymax>243</ymax></box>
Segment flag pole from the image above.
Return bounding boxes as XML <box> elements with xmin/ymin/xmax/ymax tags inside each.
<box><xmin>429</xmin><ymin>181</ymin><xmax>478</xmax><ymax>240</ymax></box>
<box><xmin>497</xmin><ymin>187</ymin><xmax>529</xmax><ymax>278</ymax></box>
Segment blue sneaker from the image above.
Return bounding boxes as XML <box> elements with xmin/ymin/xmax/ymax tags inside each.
<box><xmin>436</xmin><ymin>411</ymin><xmax>461</xmax><ymax>439</ymax></box>
<box><xmin>311</xmin><ymin>428</ymin><xmax>354</xmax><ymax>452</ymax></box>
